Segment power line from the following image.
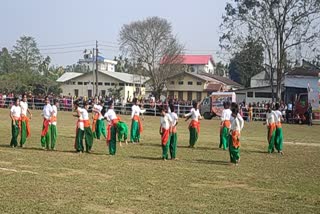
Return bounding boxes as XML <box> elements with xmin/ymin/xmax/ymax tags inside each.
<box><xmin>39</xmin><ymin>44</ymin><xmax>95</xmax><ymax>51</ymax></box>
<box><xmin>38</xmin><ymin>40</ymin><xmax>95</xmax><ymax>48</ymax></box>
<box><xmin>42</xmin><ymin>49</ymin><xmax>84</xmax><ymax>55</ymax></box>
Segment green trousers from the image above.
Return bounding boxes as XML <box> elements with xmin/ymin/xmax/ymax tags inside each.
<box><xmin>51</xmin><ymin>125</ymin><xmax>57</xmax><ymax>149</ymax></box>
<box><xmin>10</xmin><ymin>120</ymin><xmax>19</xmax><ymax>147</ymax></box>
<box><xmin>275</xmin><ymin>127</ymin><xmax>283</xmax><ymax>152</ymax></box>
<box><xmin>117</xmin><ymin>121</ymin><xmax>128</xmax><ymax>142</ymax></box>
<box><xmin>41</xmin><ymin>124</ymin><xmax>51</xmax><ymax>149</ymax></box>
<box><xmin>219</xmin><ymin>127</ymin><xmax>229</xmax><ymax>150</ymax></box>
<box><xmin>228</xmin><ymin>135</ymin><xmax>240</xmax><ymax>164</ymax></box>
<box><xmin>169</xmin><ymin>132</ymin><xmax>177</xmax><ymax>159</ymax></box>
<box><xmin>189</xmin><ymin>127</ymin><xmax>198</xmax><ymax>147</ymax></box>
<box><xmin>20</xmin><ymin>121</ymin><xmax>27</xmax><ymax>146</ymax></box>
<box><xmin>130</xmin><ymin>120</ymin><xmax>140</xmax><ymax>143</ymax></box>
<box><xmin>162</xmin><ymin>138</ymin><xmax>171</xmax><ymax>160</ymax></box>
<box><xmin>108</xmin><ymin>125</ymin><xmax>117</xmax><ymax>155</ymax></box>
<box><xmin>94</xmin><ymin>119</ymin><xmax>107</xmax><ymax>139</ymax></box>
<box><xmin>267</xmin><ymin>128</ymin><xmax>276</xmax><ymax>153</ymax></box>
<box><xmin>75</xmin><ymin>127</ymin><xmax>93</xmax><ymax>152</ymax></box>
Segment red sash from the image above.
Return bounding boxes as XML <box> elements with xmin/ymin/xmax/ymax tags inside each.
<box><xmin>231</xmin><ymin>130</ymin><xmax>240</xmax><ymax>148</ymax></box>
<box><xmin>50</xmin><ymin>116</ymin><xmax>57</xmax><ymax>123</ymax></box>
<box><xmin>21</xmin><ymin>115</ymin><xmax>31</xmax><ymax>137</ymax></box>
<box><xmin>189</xmin><ymin>120</ymin><xmax>200</xmax><ymax>133</ymax></box>
<box><xmin>13</xmin><ymin>116</ymin><xmax>21</xmax><ymax>130</ymax></box>
<box><xmin>78</xmin><ymin>119</ymin><xmax>90</xmax><ymax>128</ymax></box>
<box><xmin>41</xmin><ymin>119</ymin><xmax>50</xmax><ymax>137</ymax></box>
<box><xmin>133</xmin><ymin>115</ymin><xmax>143</xmax><ymax>133</ymax></box>
<box><xmin>172</xmin><ymin>126</ymin><xmax>177</xmax><ymax>133</ymax></box>
<box><xmin>276</xmin><ymin>122</ymin><xmax>282</xmax><ymax>128</ymax></box>
<box><xmin>161</xmin><ymin>128</ymin><xmax>170</xmax><ymax>146</ymax></box>
<box><xmin>268</xmin><ymin>123</ymin><xmax>276</xmax><ymax>142</ymax></box>
<box><xmin>92</xmin><ymin>114</ymin><xmax>99</xmax><ymax>132</ymax></box>
<box><xmin>106</xmin><ymin>118</ymin><xmax>120</xmax><ymax>142</ymax></box>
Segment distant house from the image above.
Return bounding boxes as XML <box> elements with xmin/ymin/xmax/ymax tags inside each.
<box><xmin>78</xmin><ymin>55</ymin><xmax>117</xmax><ymax>72</ymax></box>
<box><xmin>165</xmin><ymin>71</ymin><xmax>242</xmax><ymax>101</ymax></box>
<box><xmin>250</xmin><ymin>67</ymin><xmax>277</xmax><ymax>88</ymax></box>
<box><xmin>57</xmin><ymin>70</ymin><xmax>148</xmax><ymax>100</ymax></box>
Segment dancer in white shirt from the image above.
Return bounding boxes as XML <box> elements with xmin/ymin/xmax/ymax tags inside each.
<box><xmin>184</xmin><ymin>101</ymin><xmax>202</xmax><ymax>148</ymax></box>
<box><xmin>10</xmin><ymin>97</ymin><xmax>21</xmax><ymax>147</ymax></box>
<box><xmin>20</xmin><ymin>94</ymin><xmax>32</xmax><ymax>147</ymax></box>
<box><xmin>220</xmin><ymin>102</ymin><xmax>232</xmax><ymax>150</ymax></box>
<box><xmin>130</xmin><ymin>98</ymin><xmax>145</xmax><ymax>143</ymax></box>
<box><xmin>159</xmin><ymin>107</ymin><xmax>173</xmax><ymax>160</ymax></box>
<box><xmin>41</xmin><ymin>96</ymin><xmax>53</xmax><ymax>150</ymax></box>
<box><xmin>229</xmin><ymin>103</ymin><xmax>244</xmax><ymax>165</ymax></box>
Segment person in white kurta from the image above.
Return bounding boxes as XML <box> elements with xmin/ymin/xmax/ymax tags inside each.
<box><xmin>10</xmin><ymin>98</ymin><xmax>21</xmax><ymax>147</ymax></box>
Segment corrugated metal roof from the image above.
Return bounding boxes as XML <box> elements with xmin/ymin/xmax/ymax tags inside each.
<box><xmin>99</xmin><ymin>70</ymin><xmax>149</xmax><ymax>84</ymax></box>
<box><xmin>56</xmin><ymin>72</ymin><xmax>84</xmax><ymax>82</ymax></box>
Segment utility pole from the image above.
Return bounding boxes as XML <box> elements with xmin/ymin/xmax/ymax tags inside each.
<box><xmin>92</xmin><ymin>48</ymin><xmax>95</xmax><ymax>97</ymax></box>
<box><xmin>95</xmin><ymin>40</ymin><xmax>99</xmax><ymax>97</ymax></box>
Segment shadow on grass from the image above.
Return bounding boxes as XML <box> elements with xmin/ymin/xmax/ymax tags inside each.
<box><xmin>193</xmin><ymin>159</ymin><xmax>230</xmax><ymax>165</ymax></box>
<box><xmin>244</xmin><ymin>150</ymin><xmax>269</xmax><ymax>154</ymax></box>
<box><xmin>130</xmin><ymin>155</ymin><xmax>162</xmax><ymax>161</ymax></box>
<box><xmin>177</xmin><ymin>145</ymin><xmax>220</xmax><ymax>151</ymax></box>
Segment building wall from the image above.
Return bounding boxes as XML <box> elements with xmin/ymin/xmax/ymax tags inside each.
<box><xmin>60</xmin><ymin>72</ymin><xmax>145</xmax><ymax>100</ymax></box>
<box><xmin>166</xmin><ymin>74</ymin><xmax>205</xmax><ymax>92</ymax></box>
<box><xmin>250</xmin><ymin>70</ymin><xmax>277</xmax><ymax>88</ymax></box>
<box><xmin>235</xmin><ymin>86</ymin><xmax>277</xmax><ymax>104</ymax></box>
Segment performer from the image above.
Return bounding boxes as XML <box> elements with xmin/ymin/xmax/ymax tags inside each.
<box><xmin>263</xmin><ymin>104</ymin><xmax>276</xmax><ymax>153</ymax></box>
<box><xmin>10</xmin><ymin>97</ymin><xmax>21</xmax><ymax>148</ymax></box>
<box><xmin>229</xmin><ymin>103</ymin><xmax>244</xmax><ymax>165</ymax></box>
<box><xmin>219</xmin><ymin>101</ymin><xmax>232</xmax><ymax>150</ymax></box>
<box><xmin>20</xmin><ymin>94</ymin><xmax>32</xmax><ymax>147</ymax></box>
<box><xmin>130</xmin><ymin>98</ymin><xmax>145</xmax><ymax>143</ymax></box>
<box><xmin>159</xmin><ymin>107</ymin><xmax>173</xmax><ymax>160</ymax></box>
<box><xmin>92</xmin><ymin>98</ymin><xmax>106</xmax><ymax>139</ymax></box>
<box><xmin>74</xmin><ymin>101</ymin><xmax>93</xmax><ymax>153</ymax></box>
<box><xmin>41</xmin><ymin>96</ymin><xmax>53</xmax><ymax>150</ymax></box>
<box><xmin>51</xmin><ymin>99</ymin><xmax>59</xmax><ymax>150</ymax></box>
<box><xmin>117</xmin><ymin>120</ymin><xmax>128</xmax><ymax>147</ymax></box>
<box><xmin>104</xmin><ymin>101</ymin><xmax>119</xmax><ymax>155</ymax></box>
<box><xmin>184</xmin><ymin>101</ymin><xmax>202</xmax><ymax>148</ymax></box>
<box><xmin>274</xmin><ymin>103</ymin><xmax>284</xmax><ymax>155</ymax></box>
<box><xmin>168</xmin><ymin>104</ymin><xmax>178</xmax><ymax>159</ymax></box>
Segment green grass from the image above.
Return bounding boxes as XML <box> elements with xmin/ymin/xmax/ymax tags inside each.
<box><xmin>0</xmin><ymin>108</ymin><xmax>319</xmax><ymax>214</ymax></box>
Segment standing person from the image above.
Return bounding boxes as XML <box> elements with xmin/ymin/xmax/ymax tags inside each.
<box><xmin>104</xmin><ymin>101</ymin><xmax>120</xmax><ymax>155</ymax></box>
<box><xmin>130</xmin><ymin>98</ymin><xmax>145</xmax><ymax>143</ymax></box>
<box><xmin>74</xmin><ymin>101</ymin><xmax>93</xmax><ymax>153</ymax></box>
<box><xmin>229</xmin><ymin>103</ymin><xmax>244</xmax><ymax>165</ymax></box>
<box><xmin>184</xmin><ymin>101</ymin><xmax>202</xmax><ymax>148</ymax></box>
<box><xmin>10</xmin><ymin>98</ymin><xmax>21</xmax><ymax>148</ymax></box>
<box><xmin>117</xmin><ymin>120</ymin><xmax>129</xmax><ymax>147</ymax></box>
<box><xmin>41</xmin><ymin>96</ymin><xmax>53</xmax><ymax>150</ymax></box>
<box><xmin>219</xmin><ymin>101</ymin><xmax>232</xmax><ymax>150</ymax></box>
<box><xmin>274</xmin><ymin>103</ymin><xmax>284</xmax><ymax>155</ymax></box>
<box><xmin>50</xmin><ymin>99</ymin><xmax>59</xmax><ymax>150</ymax></box>
<box><xmin>307</xmin><ymin>103</ymin><xmax>313</xmax><ymax>126</ymax></box>
<box><xmin>169</xmin><ymin>104</ymin><xmax>178</xmax><ymax>160</ymax></box>
<box><xmin>264</xmin><ymin>104</ymin><xmax>276</xmax><ymax>153</ymax></box>
<box><xmin>20</xmin><ymin>94</ymin><xmax>32</xmax><ymax>147</ymax></box>
<box><xmin>248</xmin><ymin>103</ymin><xmax>253</xmax><ymax>122</ymax></box>
<box><xmin>159</xmin><ymin>107</ymin><xmax>173</xmax><ymax>160</ymax></box>
<box><xmin>92</xmin><ymin>98</ymin><xmax>107</xmax><ymax>140</ymax></box>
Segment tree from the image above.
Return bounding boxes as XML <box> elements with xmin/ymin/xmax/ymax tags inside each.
<box><xmin>107</xmin><ymin>85</ymin><xmax>123</xmax><ymax>100</ymax></box>
<box><xmin>215</xmin><ymin>61</ymin><xmax>227</xmax><ymax>76</ymax></box>
<box><xmin>228</xmin><ymin>37</ymin><xmax>264</xmax><ymax>87</ymax></box>
<box><xmin>119</xmin><ymin>16</ymin><xmax>184</xmax><ymax>98</ymax></box>
<box><xmin>0</xmin><ymin>47</ymin><xmax>13</xmax><ymax>74</ymax></box>
<box><xmin>220</xmin><ymin>0</ymin><xmax>320</xmax><ymax>101</ymax></box>
<box><xmin>11</xmin><ymin>36</ymin><xmax>41</xmax><ymax>73</ymax></box>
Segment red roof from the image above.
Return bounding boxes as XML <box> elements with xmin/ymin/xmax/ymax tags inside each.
<box><xmin>180</xmin><ymin>55</ymin><xmax>214</xmax><ymax>65</ymax></box>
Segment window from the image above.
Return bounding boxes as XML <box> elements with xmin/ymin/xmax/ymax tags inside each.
<box><xmin>187</xmin><ymin>91</ymin><xmax>193</xmax><ymax>101</ymax></box>
<box><xmin>178</xmin><ymin>91</ymin><xmax>183</xmax><ymax>100</ymax></box>
<box><xmin>84</xmin><ymin>82</ymin><xmax>88</xmax><ymax>85</ymax></box>
<box><xmin>188</xmin><ymin>81</ymin><xmax>193</xmax><ymax>85</ymax></box>
<box><xmin>178</xmin><ymin>81</ymin><xmax>184</xmax><ymax>85</ymax></box>
<box><xmin>88</xmin><ymin>90</ymin><xmax>92</xmax><ymax>98</ymax></box>
<box><xmin>74</xmin><ymin>89</ymin><xmax>79</xmax><ymax>97</ymax></box>
<box><xmin>255</xmin><ymin>92</ymin><xmax>275</xmax><ymax>98</ymax></box>
<box><xmin>111</xmin><ymin>83</ymin><xmax>115</xmax><ymax>86</ymax></box>
<box><xmin>105</xmin><ymin>82</ymin><xmax>110</xmax><ymax>86</ymax></box>
<box><xmin>247</xmin><ymin>92</ymin><xmax>254</xmax><ymax>98</ymax></box>
<box><xmin>197</xmin><ymin>92</ymin><xmax>202</xmax><ymax>101</ymax></box>
<box><xmin>170</xmin><ymin>81</ymin><xmax>175</xmax><ymax>85</ymax></box>
<box><xmin>101</xmin><ymin>90</ymin><xmax>106</xmax><ymax>97</ymax></box>
<box><xmin>72</xmin><ymin>82</ymin><xmax>76</xmax><ymax>85</ymax></box>
<box><xmin>98</xmin><ymin>82</ymin><xmax>103</xmax><ymax>86</ymax></box>
<box><xmin>119</xmin><ymin>83</ymin><xmax>125</xmax><ymax>86</ymax></box>
<box><xmin>78</xmin><ymin>82</ymin><xmax>83</xmax><ymax>85</ymax></box>
<box><xmin>197</xmin><ymin>82</ymin><xmax>202</xmax><ymax>85</ymax></box>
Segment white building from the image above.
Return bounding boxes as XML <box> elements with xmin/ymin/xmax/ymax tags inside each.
<box><xmin>57</xmin><ymin>70</ymin><xmax>148</xmax><ymax>100</ymax></box>
<box><xmin>178</xmin><ymin>55</ymin><xmax>216</xmax><ymax>74</ymax></box>
<box><xmin>250</xmin><ymin>68</ymin><xmax>277</xmax><ymax>88</ymax></box>
<box><xmin>78</xmin><ymin>55</ymin><xmax>117</xmax><ymax>72</ymax></box>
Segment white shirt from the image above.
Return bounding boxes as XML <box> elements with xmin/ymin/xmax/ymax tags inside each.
<box><xmin>231</xmin><ymin>113</ymin><xmax>244</xmax><ymax>133</ymax></box>
<box><xmin>93</xmin><ymin>104</ymin><xmax>103</xmax><ymax>120</ymax></box>
<box><xmin>52</xmin><ymin>105</ymin><xmax>58</xmax><ymax>125</ymax></box>
<box><xmin>266</xmin><ymin>111</ymin><xmax>276</xmax><ymax>125</ymax></box>
<box><xmin>104</xmin><ymin>108</ymin><xmax>117</xmax><ymax>123</ymax></box>
<box><xmin>160</xmin><ymin>113</ymin><xmax>173</xmax><ymax>130</ymax></box>
<box><xmin>169</xmin><ymin>112</ymin><xmax>178</xmax><ymax>126</ymax></box>
<box><xmin>185</xmin><ymin>108</ymin><xmax>201</xmax><ymax>121</ymax></box>
<box><xmin>221</xmin><ymin>109</ymin><xmax>232</xmax><ymax>121</ymax></box>
<box><xmin>11</xmin><ymin>105</ymin><xmax>21</xmax><ymax>118</ymax></box>
<box><xmin>274</xmin><ymin>110</ymin><xmax>282</xmax><ymax>123</ymax></box>
<box><xmin>43</xmin><ymin>104</ymin><xmax>53</xmax><ymax>120</ymax></box>
<box><xmin>20</xmin><ymin>101</ymin><xmax>28</xmax><ymax>116</ymax></box>
<box><xmin>79</xmin><ymin>108</ymin><xmax>89</xmax><ymax>120</ymax></box>
<box><xmin>131</xmin><ymin>104</ymin><xmax>146</xmax><ymax>118</ymax></box>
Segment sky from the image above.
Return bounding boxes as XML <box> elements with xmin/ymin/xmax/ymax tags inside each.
<box><xmin>1</xmin><ymin>0</ymin><xmax>228</xmax><ymax>66</ymax></box>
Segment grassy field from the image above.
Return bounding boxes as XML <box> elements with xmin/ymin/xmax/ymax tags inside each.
<box><xmin>0</xmin><ymin>108</ymin><xmax>319</xmax><ymax>214</ymax></box>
